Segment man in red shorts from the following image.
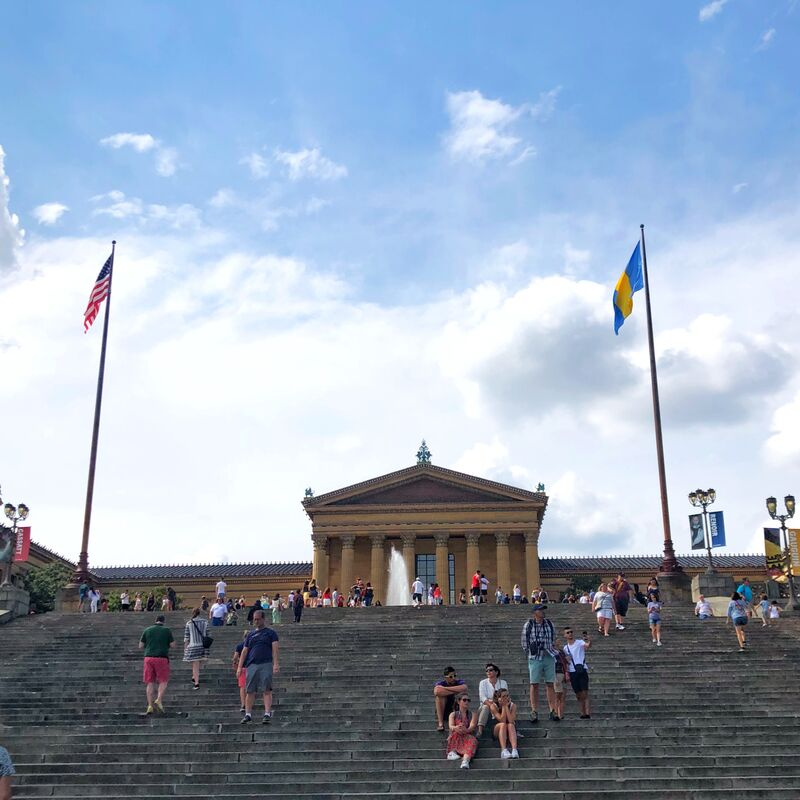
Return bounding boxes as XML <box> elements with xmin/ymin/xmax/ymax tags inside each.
<box><xmin>139</xmin><ymin>614</ymin><xmax>175</xmax><ymax>715</ymax></box>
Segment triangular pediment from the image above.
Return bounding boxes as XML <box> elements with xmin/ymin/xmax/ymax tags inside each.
<box><xmin>303</xmin><ymin>463</ymin><xmax>544</xmax><ymax>510</ymax></box>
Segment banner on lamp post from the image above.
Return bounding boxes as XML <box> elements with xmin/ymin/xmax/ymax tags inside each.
<box><xmin>765</xmin><ymin>528</ymin><xmax>784</xmax><ymax>578</ymax></box>
<box><xmin>789</xmin><ymin>529</ymin><xmax>800</xmax><ymax>577</ymax></box>
<box><xmin>689</xmin><ymin>514</ymin><xmax>705</xmax><ymax>550</ymax></box>
<box><xmin>14</xmin><ymin>526</ymin><xmax>31</xmax><ymax>562</ymax></box>
<box><xmin>709</xmin><ymin>511</ymin><xmax>726</xmax><ymax>548</ymax></box>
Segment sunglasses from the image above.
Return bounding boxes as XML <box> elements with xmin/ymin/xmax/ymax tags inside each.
<box><xmin>564</xmin><ymin>630</ymin><xmax>573</xmax><ymax>634</ymax></box>
<box><xmin>460</xmin><ymin>698</ymin><xmax>471</xmax><ymax>702</ymax></box>
<box><xmin>485</xmin><ymin>668</ymin><xmax>497</xmax><ymax>673</ymax></box>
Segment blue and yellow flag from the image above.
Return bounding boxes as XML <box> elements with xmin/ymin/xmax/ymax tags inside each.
<box><xmin>613</xmin><ymin>242</ymin><xmax>644</xmax><ymax>335</ymax></box>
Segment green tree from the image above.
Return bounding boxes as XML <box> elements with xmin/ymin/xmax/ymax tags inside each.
<box><xmin>562</xmin><ymin>574</ymin><xmax>602</xmax><ymax>600</ymax></box>
<box><xmin>24</xmin><ymin>563</ymin><xmax>73</xmax><ymax>614</ymax></box>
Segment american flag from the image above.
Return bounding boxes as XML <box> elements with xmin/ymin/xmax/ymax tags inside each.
<box><xmin>83</xmin><ymin>254</ymin><xmax>113</xmax><ymax>333</ymax></box>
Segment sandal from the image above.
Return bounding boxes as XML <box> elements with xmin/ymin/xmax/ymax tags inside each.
<box><xmin>437</xmin><ymin>723</ymin><xmax>445</xmax><ymax>732</ymax></box>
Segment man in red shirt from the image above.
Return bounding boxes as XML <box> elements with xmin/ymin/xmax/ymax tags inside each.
<box><xmin>470</xmin><ymin>570</ymin><xmax>481</xmax><ymax>605</ymax></box>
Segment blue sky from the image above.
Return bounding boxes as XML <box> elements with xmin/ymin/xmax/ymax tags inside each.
<box><xmin>1</xmin><ymin>1</ymin><xmax>799</xmax><ymax>568</ymax></box>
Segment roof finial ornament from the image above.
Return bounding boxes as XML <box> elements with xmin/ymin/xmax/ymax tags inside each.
<box><xmin>304</xmin><ymin>487</ymin><xmax>314</xmax><ymax>498</ymax></box>
<box><xmin>416</xmin><ymin>439</ymin><xmax>432</xmax><ymax>465</ymax></box>
<box><xmin>536</xmin><ymin>482</ymin><xmax>545</xmax><ymax>492</ymax></box>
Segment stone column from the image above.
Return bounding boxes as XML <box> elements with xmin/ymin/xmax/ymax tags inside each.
<box><xmin>465</xmin><ymin>531</ymin><xmax>481</xmax><ymax>585</ymax></box>
<box><xmin>525</xmin><ymin>526</ymin><xmax>541</xmax><ymax>596</ymax></box>
<box><xmin>402</xmin><ymin>534</ymin><xmax>416</xmax><ymax>582</ymax></box>
<box><xmin>495</xmin><ymin>532</ymin><xmax>511</xmax><ymax>597</ymax></box>
<box><xmin>434</xmin><ymin>533</ymin><xmax>450</xmax><ymax>604</ymax></box>
<box><xmin>340</xmin><ymin>535</ymin><xmax>356</xmax><ymax>593</ymax></box>
<box><xmin>311</xmin><ymin>534</ymin><xmax>329</xmax><ymax>589</ymax></box>
<box><xmin>370</xmin><ymin>534</ymin><xmax>386</xmax><ymax>604</ymax></box>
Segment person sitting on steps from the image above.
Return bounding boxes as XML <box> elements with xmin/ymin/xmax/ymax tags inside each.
<box><xmin>445</xmin><ymin>695</ymin><xmax>478</xmax><ymax>770</ymax></box>
<box><xmin>433</xmin><ymin>666</ymin><xmax>467</xmax><ymax>732</ymax></box>
<box><xmin>488</xmin><ymin>688</ymin><xmax>519</xmax><ymax>759</ymax></box>
<box><xmin>477</xmin><ymin>663</ymin><xmax>508</xmax><ymax>736</ymax></box>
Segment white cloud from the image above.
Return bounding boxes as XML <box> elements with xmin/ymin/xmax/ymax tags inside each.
<box><xmin>699</xmin><ymin>0</ymin><xmax>730</xmax><ymax>22</ymax></box>
<box><xmin>764</xmin><ymin>391</ymin><xmax>800</xmax><ymax>467</ymax></box>
<box><xmin>757</xmin><ymin>28</ymin><xmax>776</xmax><ymax>50</ymax></box>
<box><xmin>732</xmin><ymin>182</ymin><xmax>748</xmax><ymax>194</ymax></box>
<box><xmin>209</xmin><ymin>188</ymin><xmax>236</xmax><ymax>208</ymax></box>
<box><xmin>0</xmin><ymin>145</ymin><xmax>25</xmax><ymax>273</ymax></box>
<box><xmin>33</xmin><ymin>202</ymin><xmax>69</xmax><ymax>225</ymax></box>
<box><xmin>240</xmin><ymin>152</ymin><xmax>270</xmax><ymax>179</ymax></box>
<box><xmin>445</xmin><ymin>90</ymin><xmax>523</xmax><ymax>162</ymax></box>
<box><xmin>100</xmin><ymin>132</ymin><xmax>179</xmax><ymax>177</ymax></box>
<box><xmin>90</xmin><ymin>191</ymin><xmax>200</xmax><ymax>229</ymax></box>
<box><xmin>530</xmin><ymin>86</ymin><xmax>562</xmax><ymax>121</ymax></box>
<box><xmin>274</xmin><ymin>147</ymin><xmax>347</xmax><ymax>181</ymax></box>
<box><xmin>100</xmin><ymin>132</ymin><xmax>158</xmax><ymax>152</ymax></box>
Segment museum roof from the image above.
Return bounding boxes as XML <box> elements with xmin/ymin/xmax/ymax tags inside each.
<box><xmin>90</xmin><ymin>562</ymin><xmax>314</xmax><ymax>580</ymax></box>
<box><xmin>87</xmin><ymin>553</ymin><xmax>765</xmax><ymax>581</ymax></box>
<box><xmin>540</xmin><ymin>554</ymin><xmax>766</xmax><ymax>571</ymax></box>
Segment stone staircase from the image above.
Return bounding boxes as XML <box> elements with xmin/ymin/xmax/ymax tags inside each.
<box><xmin>1</xmin><ymin>604</ymin><xmax>799</xmax><ymax>799</ymax></box>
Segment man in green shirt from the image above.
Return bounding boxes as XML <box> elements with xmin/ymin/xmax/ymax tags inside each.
<box><xmin>139</xmin><ymin>615</ymin><xmax>175</xmax><ymax>715</ymax></box>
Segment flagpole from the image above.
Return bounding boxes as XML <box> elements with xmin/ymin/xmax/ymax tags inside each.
<box><xmin>639</xmin><ymin>225</ymin><xmax>681</xmax><ymax>574</ymax></box>
<box><xmin>74</xmin><ymin>240</ymin><xmax>115</xmax><ymax>582</ymax></box>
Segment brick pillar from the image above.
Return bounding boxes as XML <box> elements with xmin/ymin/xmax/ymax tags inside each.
<box><xmin>340</xmin><ymin>535</ymin><xmax>356</xmax><ymax>593</ymax></box>
<box><xmin>495</xmin><ymin>532</ymin><xmax>511</xmax><ymax>598</ymax></box>
<box><xmin>434</xmin><ymin>533</ymin><xmax>450</xmax><ymax>604</ymax></box>
<box><xmin>312</xmin><ymin>534</ymin><xmax>329</xmax><ymax>589</ymax></box>
<box><xmin>402</xmin><ymin>534</ymin><xmax>416</xmax><ymax>583</ymax></box>
<box><xmin>525</xmin><ymin>525</ymin><xmax>541</xmax><ymax>596</ymax></box>
<box><xmin>465</xmin><ymin>531</ymin><xmax>481</xmax><ymax>586</ymax></box>
<box><xmin>370</xmin><ymin>534</ymin><xmax>386</xmax><ymax>604</ymax></box>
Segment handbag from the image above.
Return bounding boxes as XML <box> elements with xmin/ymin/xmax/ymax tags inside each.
<box><xmin>193</xmin><ymin>620</ymin><xmax>213</xmax><ymax>649</ymax></box>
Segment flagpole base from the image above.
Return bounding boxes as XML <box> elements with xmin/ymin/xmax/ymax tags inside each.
<box><xmin>657</xmin><ymin>571</ymin><xmax>693</xmax><ymax>604</ymax></box>
<box><xmin>691</xmin><ymin>572</ymin><xmax>734</xmax><ymax>603</ymax></box>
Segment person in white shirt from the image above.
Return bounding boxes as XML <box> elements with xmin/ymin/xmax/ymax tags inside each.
<box><xmin>512</xmin><ymin>585</ymin><xmax>521</xmax><ymax>603</ymax></box>
<box><xmin>495</xmin><ymin>588</ymin><xmax>504</xmax><ymax>605</ymax></box>
<box><xmin>120</xmin><ymin>591</ymin><xmax>130</xmax><ymax>611</ymax></box>
<box><xmin>332</xmin><ymin>588</ymin><xmax>339</xmax><ymax>607</ymax></box>
<box><xmin>562</xmin><ymin>626</ymin><xmax>592</xmax><ymax>719</ymax></box>
<box><xmin>694</xmin><ymin>596</ymin><xmax>714</xmax><ymax>619</ymax></box>
<box><xmin>89</xmin><ymin>589</ymin><xmax>100</xmax><ymax>613</ymax></box>
<box><xmin>209</xmin><ymin>597</ymin><xmax>228</xmax><ymax>627</ymax></box>
<box><xmin>215</xmin><ymin>579</ymin><xmax>227</xmax><ymax>599</ymax></box>
<box><xmin>411</xmin><ymin>578</ymin><xmax>425</xmax><ymax>607</ymax></box>
<box><xmin>477</xmin><ymin>663</ymin><xmax>509</xmax><ymax>736</ymax></box>
<box><xmin>579</xmin><ymin>592</ymin><xmax>590</xmax><ymax>604</ymax></box>
<box><xmin>480</xmin><ymin>574</ymin><xmax>489</xmax><ymax>604</ymax></box>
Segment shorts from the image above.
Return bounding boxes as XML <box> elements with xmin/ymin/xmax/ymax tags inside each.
<box><xmin>554</xmin><ymin>673</ymin><xmax>565</xmax><ymax>694</ymax></box>
<box><xmin>237</xmin><ymin>669</ymin><xmax>247</xmax><ymax>689</ymax></box>
<box><xmin>615</xmin><ymin>598</ymin><xmax>629</xmax><ymax>617</ymax></box>
<box><xmin>142</xmin><ymin>657</ymin><xmax>170</xmax><ymax>684</ymax></box>
<box><xmin>733</xmin><ymin>616</ymin><xmax>748</xmax><ymax>627</ymax></box>
<box><xmin>648</xmin><ymin>614</ymin><xmax>661</xmax><ymax>625</ymax></box>
<box><xmin>569</xmin><ymin>669</ymin><xmax>589</xmax><ymax>693</ymax></box>
<box><xmin>528</xmin><ymin>656</ymin><xmax>556</xmax><ymax>684</ymax></box>
<box><xmin>413</xmin><ymin>593</ymin><xmax>422</xmax><ymax>602</ymax></box>
<box><xmin>322</xmin><ymin>599</ymin><xmax>331</xmax><ymax>607</ymax></box>
<box><xmin>698</xmin><ymin>613</ymin><xmax>711</xmax><ymax>620</ymax></box>
<box><xmin>596</xmin><ymin>609</ymin><xmax>613</xmax><ymax>620</ymax></box>
<box><xmin>211</xmin><ymin>617</ymin><xmax>224</xmax><ymax>626</ymax></box>
<box><xmin>245</xmin><ymin>662</ymin><xmax>274</xmax><ymax>694</ymax></box>
<box><xmin>471</xmin><ymin>587</ymin><xmax>480</xmax><ymax>596</ymax></box>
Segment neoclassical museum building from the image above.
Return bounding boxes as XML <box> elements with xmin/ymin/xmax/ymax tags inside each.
<box><xmin>13</xmin><ymin>446</ymin><xmax>765</xmax><ymax>606</ymax></box>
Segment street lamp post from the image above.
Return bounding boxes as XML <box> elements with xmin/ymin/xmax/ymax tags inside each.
<box><xmin>766</xmin><ymin>495</ymin><xmax>798</xmax><ymax>611</ymax></box>
<box><xmin>688</xmin><ymin>488</ymin><xmax>716</xmax><ymax>573</ymax></box>
<box><xmin>1</xmin><ymin>494</ymin><xmax>30</xmax><ymax>587</ymax></box>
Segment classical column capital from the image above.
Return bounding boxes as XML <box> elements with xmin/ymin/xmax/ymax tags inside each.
<box><xmin>494</xmin><ymin>531</ymin><xmax>510</xmax><ymax>547</ymax></box>
<box><xmin>465</xmin><ymin>531</ymin><xmax>481</xmax><ymax>546</ymax></box>
<box><xmin>434</xmin><ymin>532</ymin><xmax>450</xmax><ymax>547</ymax></box>
<box><xmin>524</xmin><ymin>530</ymin><xmax>540</xmax><ymax>547</ymax></box>
<box><xmin>401</xmin><ymin>533</ymin><xmax>416</xmax><ymax>548</ymax></box>
<box><xmin>370</xmin><ymin>533</ymin><xmax>386</xmax><ymax>549</ymax></box>
<box><xmin>341</xmin><ymin>534</ymin><xmax>356</xmax><ymax>550</ymax></box>
<box><xmin>311</xmin><ymin>534</ymin><xmax>328</xmax><ymax>551</ymax></box>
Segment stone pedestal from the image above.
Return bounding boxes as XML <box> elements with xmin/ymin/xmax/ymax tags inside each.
<box><xmin>0</xmin><ymin>584</ymin><xmax>31</xmax><ymax>623</ymax></box>
<box><xmin>691</xmin><ymin>571</ymin><xmax>734</xmax><ymax>602</ymax></box>
<box><xmin>56</xmin><ymin>583</ymin><xmax>86</xmax><ymax>613</ymax></box>
<box><xmin>657</xmin><ymin>571</ymin><xmax>693</xmax><ymax>604</ymax></box>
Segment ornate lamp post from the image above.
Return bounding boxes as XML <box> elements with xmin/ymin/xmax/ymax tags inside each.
<box><xmin>766</xmin><ymin>494</ymin><xmax>798</xmax><ymax>610</ymax></box>
<box><xmin>1</xmin><ymin>494</ymin><xmax>30</xmax><ymax>587</ymax></box>
<box><xmin>688</xmin><ymin>488</ymin><xmax>716</xmax><ymax>573</ymax></box>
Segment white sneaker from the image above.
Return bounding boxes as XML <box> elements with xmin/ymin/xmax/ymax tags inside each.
<box><xmin>652</xmin><ymin>638</ymin><xmax>656</xmax><ymax>643</ymax></box>
<box><xmin>656</xmin><ymin>641</ymin><xmax>662</xmax><ymax>646</ymax></box>
<box><xmin>460</xmin><ymin>758</ymin><xmax>470</xmax><ymax>769</ymax></box>
<box><xmin>501</xmin><ymin>748</ymin><xmax>512</xmax><ymax>759</ymax></box>
<box><xmin>447</xmin><ymin>751</ymin><xmax>460</xmax><ymax>761</ymax></box>
<box><xmin>616</xmin><ymin>624</ymin><xmax>625</xmax><ymax>630</ymax></box>
<box><xmin>511</xmin><ymin>748</ymin><xmax>520</xmax><ymax>759</ymax></box>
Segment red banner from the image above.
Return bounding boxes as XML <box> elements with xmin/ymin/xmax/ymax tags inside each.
<box><xmin>14</xmin><ymin>526</ymin><xmax>31</xmax><ymax>562</ymax></box>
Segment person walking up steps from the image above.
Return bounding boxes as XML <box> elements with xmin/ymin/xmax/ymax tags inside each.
<box><xmin>521</xmin><ymin>604</ymin><xmax>559</xmax><ymax>724</ymax></box>
<box><xmin>727</xmin><ymin>591</ymin><xmax>749</xmax><ymax>651</ymax></box>
<box><xmin>139</xmin><ymin>614</ymin><xmax>175</xmax><ymax>715</ymax></box>
<box><xmin>183</xmin><ymin>608</ymin><xmax>209</xmax><ymax>690</ymax></box>
<box><xmin>238</xmin><ymin>610</ymin><xmax>280</xmax><ymax>724</ymax></box>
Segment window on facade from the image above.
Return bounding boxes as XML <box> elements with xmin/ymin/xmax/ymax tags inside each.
<box><xmin>415</xmin><ymin>553</ymin><xmax>455</xmax><ymax>604</ymax></box>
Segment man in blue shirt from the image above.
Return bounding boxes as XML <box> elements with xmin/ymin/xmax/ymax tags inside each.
<box><xmin>736</xmin><ymin>578</ymin><xmax>754</xmax><ymax>614</ymax></box>
<box><xmin>237</xmin><ymin>610</ymin><xmax>280</xmax><ymax>724</ymax></box>
<box><xmin>0</xmin><ymin>745</ymin><xmax>15</xmax><ymax>800</ymax></box>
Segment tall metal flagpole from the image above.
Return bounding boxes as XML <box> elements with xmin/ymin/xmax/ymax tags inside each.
<box><xmin>75</xmin><ymin>241</ymin><xmax>116</xmax><ymax>583</ymax></box>
<box><xmin>639</xmin><ymin>225</ymin><xmax>682</xmax><ymax>574</ymax></box>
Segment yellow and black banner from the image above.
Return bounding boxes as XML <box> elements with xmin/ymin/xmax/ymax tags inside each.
<box><xmin>765</xmin><ymin>528</ymin><xmax>783</xmax><ymax>578</ymax></box>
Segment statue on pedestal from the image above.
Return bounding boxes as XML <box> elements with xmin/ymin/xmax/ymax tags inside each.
<box><xmin>0</xmin><ymin>526</ymin><xmax>14</xmax><ymax>587</ymax></box>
